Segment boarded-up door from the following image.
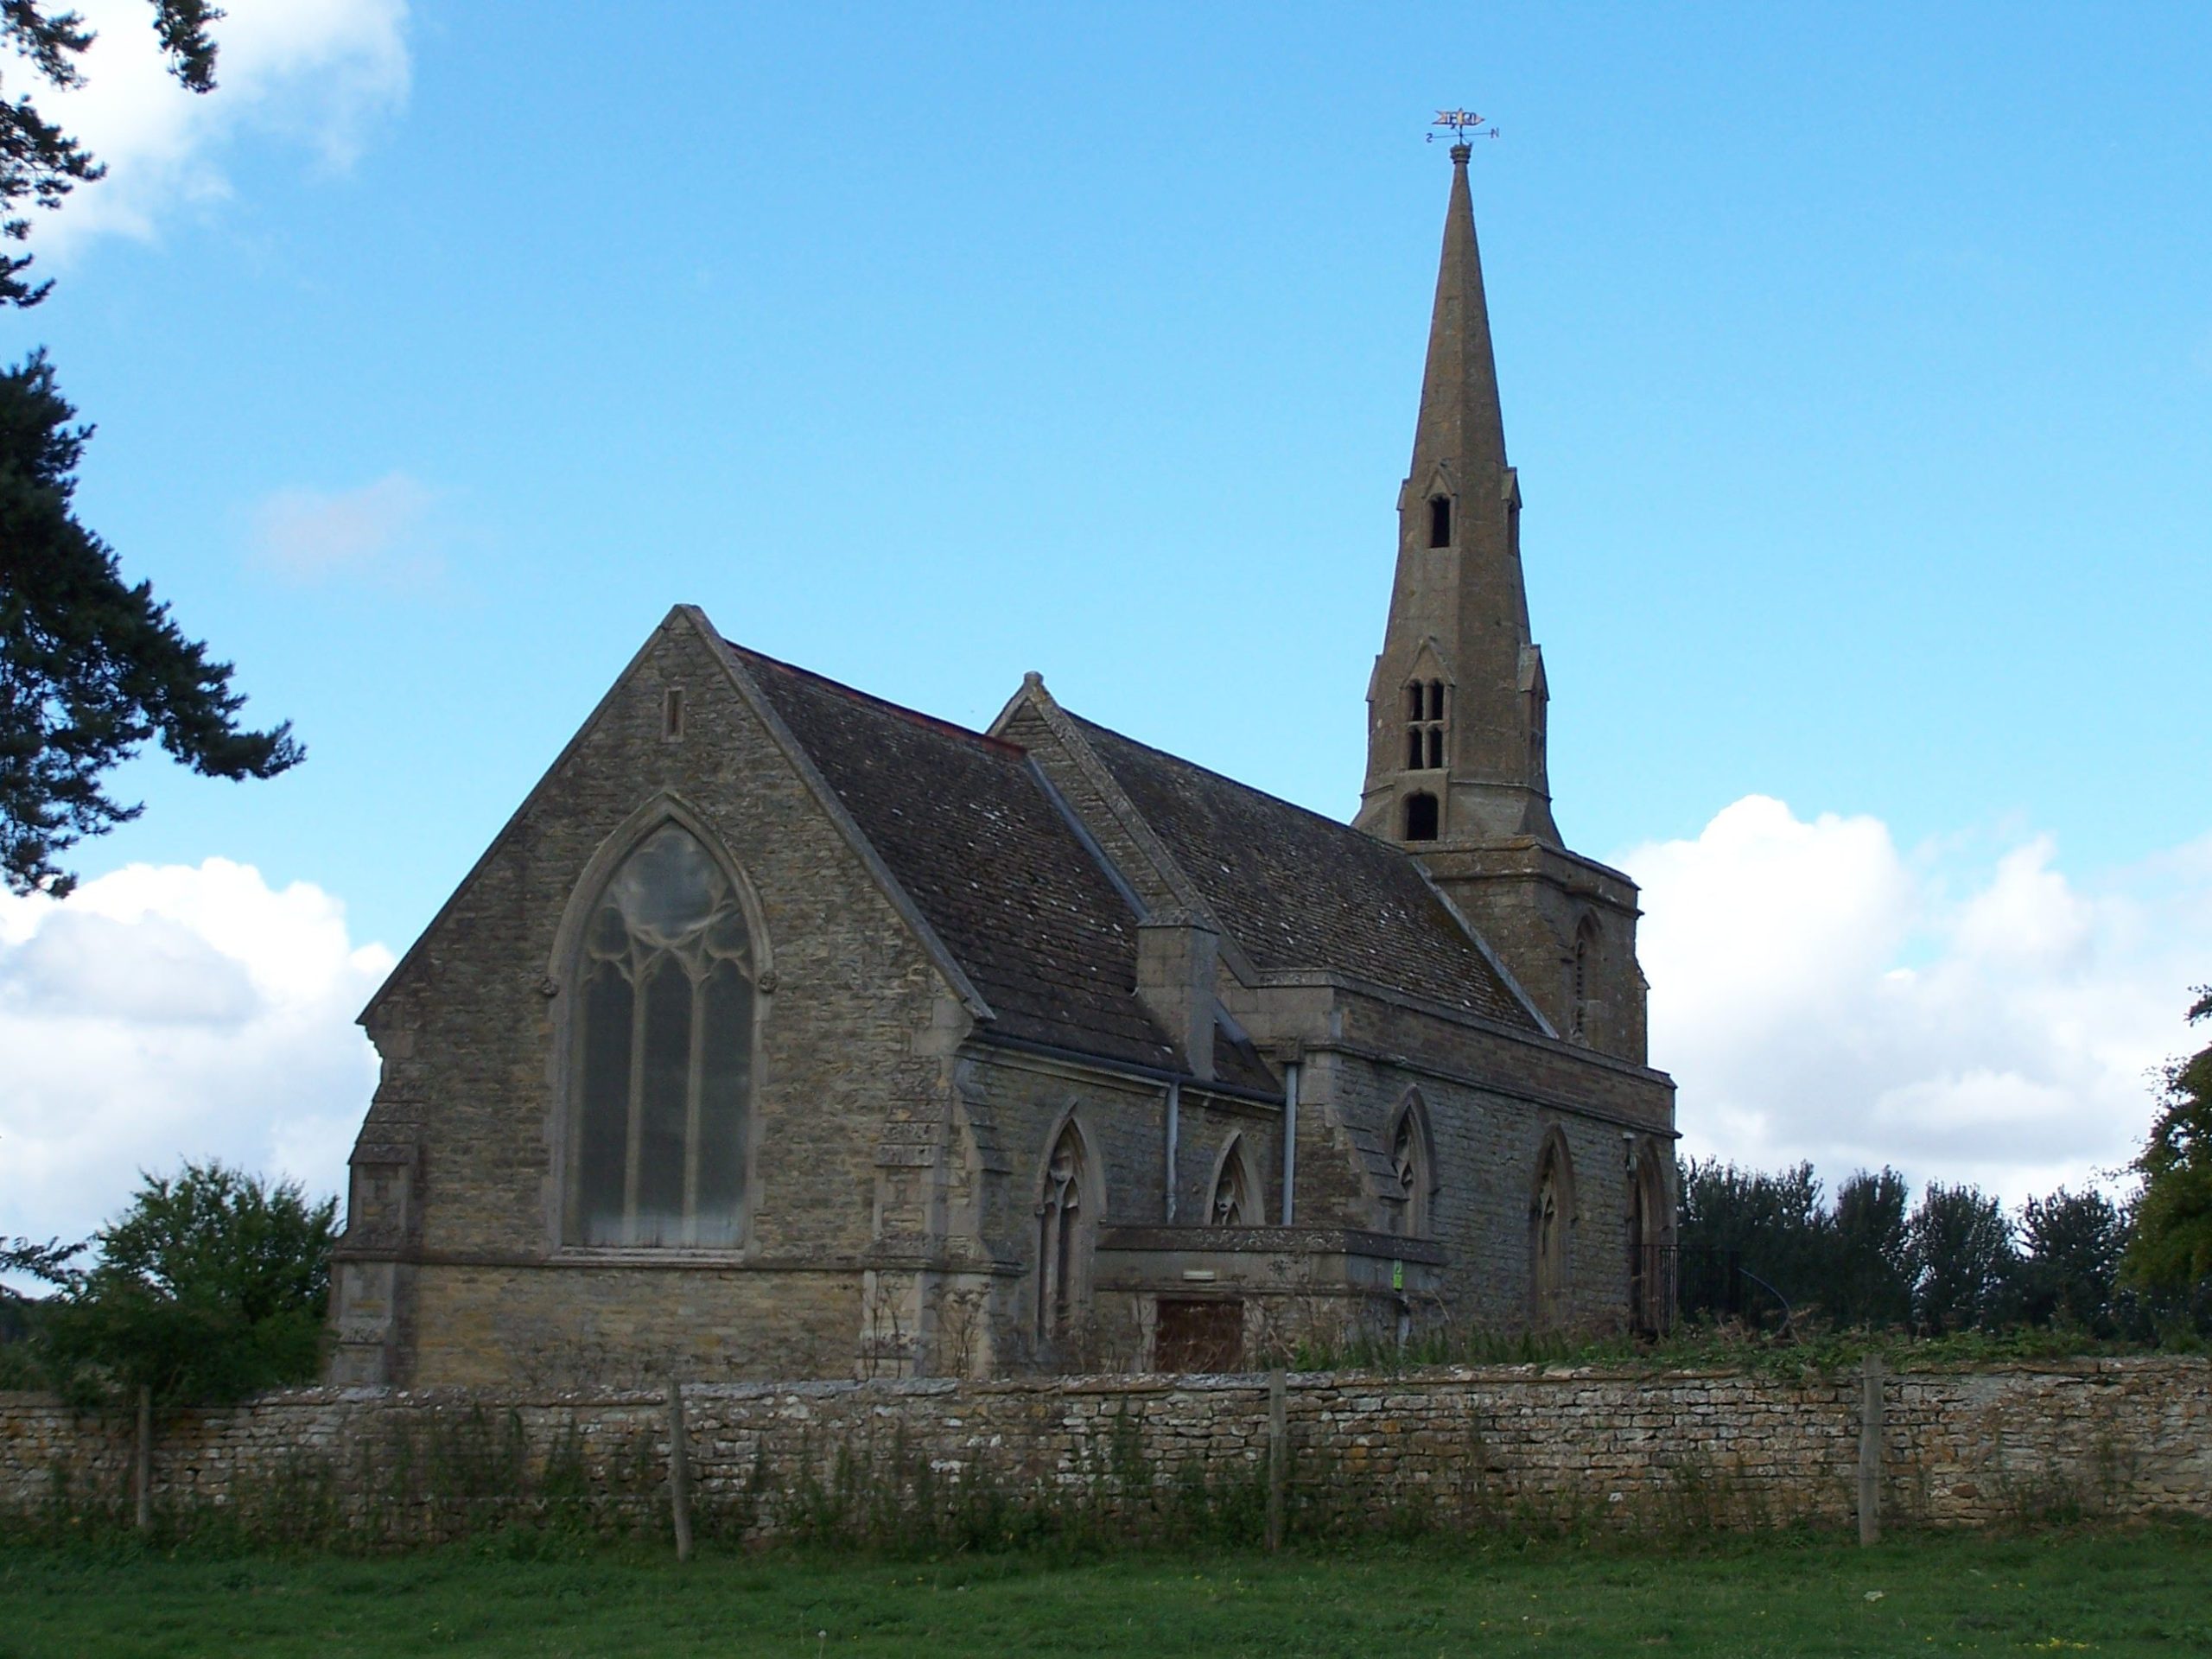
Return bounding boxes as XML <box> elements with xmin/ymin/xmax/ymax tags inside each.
<box><xmin>1154</xmin><ymin>1298</ymin><xmax>1243</xmax><ymax>1373</ymax></box>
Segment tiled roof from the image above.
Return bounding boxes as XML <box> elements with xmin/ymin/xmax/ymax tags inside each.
<box><xmin>1068</xmin><ymin>716</ymin><xmax>1539</xmax><ymax>1028</ymax></box>
<box><xmin>728</xmin><ymin>644</ymin><xmax>1275</xmax><ymax>1091</ymax></box>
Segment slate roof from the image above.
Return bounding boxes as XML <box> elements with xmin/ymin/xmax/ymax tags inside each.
<box><xmin>1068</xmin><ymin>716</ymin><xmax>1539</xmax><ymax>1028</ymax></box>
<box><xmin>727</xmin><ymin>643</ymin><xmax>1276</xmax><ymax>1094</ymax></box>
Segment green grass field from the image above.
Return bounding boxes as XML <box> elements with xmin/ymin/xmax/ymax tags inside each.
<box><xmin>3</xmin><ymin>1525</ymin><xmax>2206</xmax><ymax>1657</ymax></box>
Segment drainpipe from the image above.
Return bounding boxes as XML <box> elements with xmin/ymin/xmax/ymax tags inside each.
<box><xmin>1164</xmin><ymin>1079</ymin><xmax>1180</xmax><ymax>1222</ymax></box>
<box><xmin>1280</xmin><ymin>1061</ymin><xmax>1300</xmax><ymax>1225</ymax></box>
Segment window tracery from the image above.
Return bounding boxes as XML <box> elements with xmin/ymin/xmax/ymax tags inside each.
<box><xmin>1211</xmin><ymin>1137</ymin><xmax>1255</xmax><ymax>1227</ymax></box>
<box><xmin>1389</xmin><ymin>1097</ymin><xmax>1433</xmax><ymax>1237</ymax></box>
<box><xmin>1404</xmin><ymin>678</ymin><xmax>1448</xmax><ymax>772</ymax></box>
<box><xmin>569</xmin><ymin>821</ymin><xmax>755</xmax><ymax>1248</ymax></box>
<box><xmin>1037</xmin><ymin>1123</ymin><xmax>1092</xmax><ymax>1343</ymax></box>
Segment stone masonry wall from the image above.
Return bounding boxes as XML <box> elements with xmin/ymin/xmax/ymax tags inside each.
<box><xmin>4</xmin><ymin>1358</ymin><xmax>2205</xmax><ymax>1541</ymax></box>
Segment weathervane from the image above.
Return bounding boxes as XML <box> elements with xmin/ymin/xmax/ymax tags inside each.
<box><xmin>1428</xmin><ymin>109</ymin><xmax>1499</xmax><ymax>146</ymax></box>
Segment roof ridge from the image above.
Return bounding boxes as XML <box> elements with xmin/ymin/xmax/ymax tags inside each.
<box><xmin>1067</xmin><ymin>710</ymin><xmax>1406</xmax><ymax>853</ymax></box>
<box><xmin>725</xmin><ymin>639</ymin><xmax>1027</xmax><ymax>758</ymax></box>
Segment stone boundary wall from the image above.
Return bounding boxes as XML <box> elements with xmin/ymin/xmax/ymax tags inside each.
<box><xmin>3</xmin><ymin>1357</ymin><xmax>2207</xmax><ymax>1540</ymax></box>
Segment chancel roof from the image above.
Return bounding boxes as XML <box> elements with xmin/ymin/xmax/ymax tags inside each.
<box><xmin>723</xmin><ymin>635</ymin><xmax>1537</xmax><ymax>1090</ymax></box>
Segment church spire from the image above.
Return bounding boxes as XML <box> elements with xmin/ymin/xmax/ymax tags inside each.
<box><xmin>1356</xmin><ymin>141</ymin><xmax>1558</xmax><ymax>850</ymax></box>
<box><xmin>1410</xmin><ymin>142</ymin><xmax>1509</xmax><ymax>493</ymax></box>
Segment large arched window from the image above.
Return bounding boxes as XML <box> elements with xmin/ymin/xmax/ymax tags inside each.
<box><xmin>1388</xmin><ymin>1094</ymin><xmax>1434</xmax><ymax>1237</ymax></box>
<box><xmin>1037</xmin><ymin>1122</ymin><xmax>1095</xmax><ymax>1344</ymax></box>
<box><xmin>569</xmin><ymin>822</ymin><xmax>757</xmax><ymax>1248</ymax></box>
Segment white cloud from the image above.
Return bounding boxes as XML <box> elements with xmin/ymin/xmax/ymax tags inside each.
<box><xmin>251</xmin><ymin>471</ymin><xmax>438</xmax><ymax>583</ymax></box>
<box><xmin>24</xmin><ymin>0</ymin><xmax>410</xmax><ymax>254</ymax></box>
<box><xmin>0</xmin><ymin>861</ymin><xmax>390</xmax><ymax>1256</ymax></box>
<box><xmin>1622</xmin><ymin>797</ymin><xmax>2212</xmax><ymax>1205</ymax></box>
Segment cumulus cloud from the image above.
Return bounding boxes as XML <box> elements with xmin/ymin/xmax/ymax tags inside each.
<box><xmin>24</xmin><ymin>0</ymin><xmax>410</xmax><ymax>254</ymax></box>
<box><xmin>1622</xmin><ymin>796</ymin><xmax>2212</xmax><ymax>1205</ymax></box>
<box><xmin>251</xmin><ymin>471</ymin><xmax>438</xmax><ymax>583</ymax></box>
<box><xmin>0</xmin><ymin>861</ymin><xmax>390</xmax><ymax>1255</ymax></box>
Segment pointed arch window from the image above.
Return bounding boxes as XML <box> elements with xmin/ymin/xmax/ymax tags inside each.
<box><xmin>569</xmin><ymin>822</ymin><xmax>757</xmax><ymax>1248</ymax></box>
<box><xmin>1389</xmin><ymin>1096</ymin><xmax>1433</xmax><ymax>1237</ymax></box>
<box><xmin>1531</xmin><ymin>1134</ymin><xmax>1576</xmax><ymax>1328</ymax></box>
<box><xmin>1627</xmin><ymin>1143</ymin><xmax>1670</xmax><ymax>1337</ymax></box>
<box><xmin>1211</xmin><ymin>1136</ymin><xmax>1257</xmax><ymax>1227</ymax></box>
<box><xmin>1428</xmin><ymin>495</ymin><xmax>1452</xmax><ymax>548</ymax></box>
<box><xmin>1037</xmin><ymin>1124</ymin><xmax>1094</xmax><ymax>1343</ymax></box>
<box><xmin>1406</xmin><ymin>679</ymin><xmax>1447</xmax><ymax>772</ymax></box>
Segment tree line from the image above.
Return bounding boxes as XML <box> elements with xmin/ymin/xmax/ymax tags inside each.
<box><xmin>1678</xmin><ymin>988</ymin><xmax>2212</xmax><ymax>1342</ymax></box>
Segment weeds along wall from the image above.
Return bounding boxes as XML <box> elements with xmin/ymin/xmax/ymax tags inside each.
<box><xmin>2</xmin><ymin>1359</ymin><xmax>2207</xmax><ymax>1546</ymax></box>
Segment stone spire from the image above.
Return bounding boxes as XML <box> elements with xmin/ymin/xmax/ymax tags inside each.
<box><xmin>1355</xmin><ymin>142</ymin><xmax>1558</xmax><ymax>849</ymax></box>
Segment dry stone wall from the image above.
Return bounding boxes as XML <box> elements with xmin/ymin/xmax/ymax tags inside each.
<box><xmin>3</xmin><ymin>1358</ymin><xmax>2205</xmax><ymax>1542</ymax></box>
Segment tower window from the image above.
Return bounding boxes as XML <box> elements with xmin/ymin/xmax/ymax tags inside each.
<box><xmin>1428</xmin><ymin>496</ymin><xmax>1452</xmax><ymax>548</ymax></box>
<box><xmin>1404</xmin><ymin>679</ymin><xmax>1448</xmax><ymax>772</ymax></box>
<box><xmin>1404</xmin><ymin>791</ymin><xmax>1439</xmax><ymax>842</ymax></box>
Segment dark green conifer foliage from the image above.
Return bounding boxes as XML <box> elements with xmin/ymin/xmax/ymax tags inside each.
<box><xmin>0</xmin><ymin>353</ymin><xmax>301</xmax><ymax>893</ymax></box>
<box><xmin>3</xmin><ymin>3</ymin><xmax>298</xmax><ymax>895</ymax></box>
<box><xmin>3</xmin><ymin>2</ymin><xmax>222</xmax><ymax>307</ymax></box>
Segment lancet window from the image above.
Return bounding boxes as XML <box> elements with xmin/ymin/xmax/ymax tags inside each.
<box><xmin>1405</xmin><ymin>678</ymin><xmax>1447</xmax><ymax>771</ymax></box>
<box><xmin>1037</xmin><ymin>1124</ymin><xmax>1093</xmax><ymax>1343</ymax></box>
<box><xmin>1627</xmin><ymin>1144</ymin><xmax>1669</xmax><ymax>1337</ymax></box>
<box><xmin>1211</xmin><ymin>1137</ymin><xmax>1256</xmax><ymax>1227</ymax></box>
<box><xmin>1531</xmin><ymin>1134</ymin><xmax>1575</xmax><ymax>1327</ymax></box>
<box><xmin>569</xmin><ymin>821</ymin><xmax>756</xmax><ymax>1249</ymax></box>
<box><xmin>1389</xmin><ymin>1097</ymin><xmax>1433</xmax><ymax>1237</ymax></box>
<box><xmin>1570</xmin><ymin>917</ymin><xmax>1599</xmax><ymax>1044</ymax></box>
<box><xmin>1428</xmin><ymin>494</ymin><xmax>1452</xmax><ymax>548</ymax></box>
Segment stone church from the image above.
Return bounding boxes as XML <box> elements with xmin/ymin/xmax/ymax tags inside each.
<box><xmin>329</xmin><ymin>145</ymin><xmax>1677</xmax><ymax>1387</ymax></box>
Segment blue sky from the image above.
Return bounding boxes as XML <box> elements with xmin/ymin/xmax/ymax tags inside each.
<box><xmin>4</xmin><ymin>2</ymin><xmax>2209</xmax><ymax>1241</ymax></box>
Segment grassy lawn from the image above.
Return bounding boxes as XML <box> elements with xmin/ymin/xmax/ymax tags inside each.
<box><xmin>2</xmin><ymin>1525</ymin><xmax>2207</xmax><ymax>1657</ymax></box>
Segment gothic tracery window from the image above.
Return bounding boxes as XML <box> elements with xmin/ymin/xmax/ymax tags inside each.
<box><xmin>1389</xmin><ymin>1098</ymin><xmax>1433</xmax><ymax>1237</ymax></box>
<box><xmin>1037</xmin><ymin>1124</ymin><xmax>1092</xmax><ymax>1343</ymax></box>
<box><xmin>569</xmin><ymin>822</ymin><xmax>756</xmax><ymax>1248</ymax></box>
<box><xmin>1211</xmin><ymin>1136</ymin><xmax>1255</xmax><ymax>1227</ymax></box>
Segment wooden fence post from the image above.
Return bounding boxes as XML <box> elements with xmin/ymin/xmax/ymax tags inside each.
<box><xmin>133</xmin><ymin>1385</ymin><xmax>152</xmax><ymax>1533</ymax></box>
<box><xmin>1857</xmin><ymin>1352</ymin><xmax>1885</xmax><ymax>1546</ymax></box>
<box><xmin>667</xmin><ymin>1376</ymin><xmax>694</xmax><ymax>1562</ymax></box>
<box><xmin>1265</xmin><ymin>1369</ymin><xmax>1287</xmax><ymax>1552</ymax></box>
